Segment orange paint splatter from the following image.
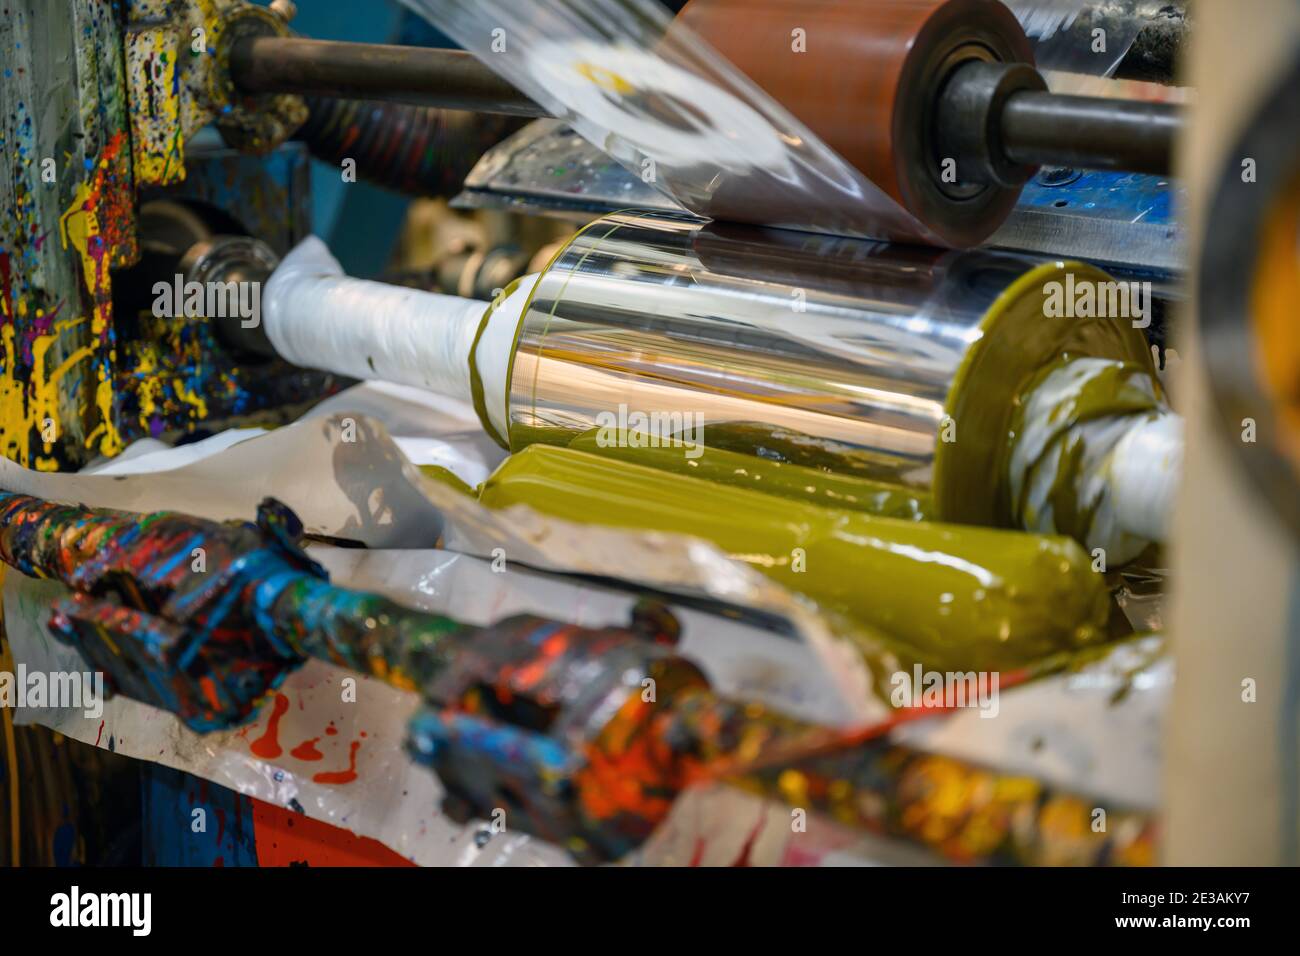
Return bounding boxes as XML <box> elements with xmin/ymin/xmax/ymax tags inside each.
<box><xmin>312</xmin><ymin>740</ymin><xmax>361</xmax><ymax>785</ymax></box>
<box><xmin>198</xmin><ymin>676</ymin><xmax>223</xmax><ymax>714</ymax></box>
<box><xmin>250</xmin><ymin>694</ymin><xmax>290</xmax><ymax>760</ymax></box>
<box><xmin>290</xmin><ymin>737</ymin><xmax>324</xmax><ymax>762</ymax></box>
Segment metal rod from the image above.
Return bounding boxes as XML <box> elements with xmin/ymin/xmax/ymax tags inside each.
<box><xmin>1001</xmin><ymin>91</ymin><xmax>1180</xmax><ymax>177</ymax></box>
<box><xmin>229</xmin><ymin>36</ymin><xmax>552</xmax><ymax>118</ymax></box>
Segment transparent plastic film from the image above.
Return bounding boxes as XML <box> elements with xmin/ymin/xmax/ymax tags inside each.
<box><xmin>508</xmin><ymin>212</ymin><xmax>1043</xmax><ymax>494</ymax></box>
<box><xmin>399</xmin><ymin>0</ymin><xmax>1030</xmax><ymax>246</ymax></box>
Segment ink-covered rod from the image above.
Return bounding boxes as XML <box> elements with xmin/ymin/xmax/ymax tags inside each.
<box><xmin>0</xmin><ymin>490</ymin><xmax>1152</xmax><ymax>864</ymax></box>
<box><xmin>0</xmin><ymin>491</ymin><xmax>473</xmax><ymax>730</ymax></box>
<box><xmin>478</xmin><ymin>445</ymin><xmax>1114</xmax><ymax>675</ymax></box>
<box><xmin>407</xmin><ymin>610</ymin><xmax>1158</xmax><ymax>866</ymax></box>
<box><xmin>718</xmin><ymin>718</ymin><xmax>1158</xmax><ymax>866</ymax></box>
<box><xmin>444</xmin><ymin>629</ymin><xmax>1134</xmax><ymax>868</ymax></box>
<box><xmin>229</xmin><ymin>37</ymin><xmax>549</xmax><ymax>118</ymax></box>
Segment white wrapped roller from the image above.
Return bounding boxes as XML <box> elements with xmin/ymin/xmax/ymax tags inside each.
<box><xmin>1009</xmin><ymin>356</ymin><xmax>1184</xmax><ymax>563</ymax></box>
<box><xmin>1110</xmin><ymin>411</ymin><xmax>1183</xmax><ymax>545</ymax></box>
<box><xmin>262</xmin><ymin>236</ymin><xmax>536</xmax><ymax>441</ymax></box>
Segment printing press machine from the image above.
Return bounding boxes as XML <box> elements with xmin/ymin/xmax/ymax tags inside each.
<box><xmin>0</xmin><ymin>0</ymin><xmax>1297</xmax><ymax>876</ymax></box>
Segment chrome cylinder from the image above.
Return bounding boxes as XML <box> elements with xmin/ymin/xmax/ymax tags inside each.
<box><xmin>507</xmin><ymin>213</ymin><xmax>1039</xmax><ymax>490</ymax></box>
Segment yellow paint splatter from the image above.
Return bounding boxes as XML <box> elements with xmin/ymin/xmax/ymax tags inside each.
<box><xmin>0</xmin><ymin>317</ymin><xmax>90</xmax><ymax>468</ymax></box>
<box><xmin>127</xmin><ymin>28</ymin><xmax>185</xmax><ymax>185</ymax></box>
<box><xmin>0</xmin><ymin>325</ymin><xmax>33</xmax><ymax>466</ymax></box>
<box><xmin>59</xmin><ymin>181</ymin><xmax>107</xmax><ymax>337</ymax></box>
<box><xmin>172</xmin><ymin>378</ymin><xmax>209</xmax><ymax>420</ymax></box>
<box><xmin>59</xmin><ymin>179</ymin><xmax>124</xmax><ymax>459</ymax></box>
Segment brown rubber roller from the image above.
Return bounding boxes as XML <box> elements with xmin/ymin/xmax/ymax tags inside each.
<box><xmin>677</xmin><ymin>0</ymin><xmax>1035</xmax><ymax>247</ymax></box>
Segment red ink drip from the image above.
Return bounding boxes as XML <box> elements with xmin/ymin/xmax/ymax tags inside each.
<box><xmin>94</xmin><ymin>720</ymin><xmax>105</xmax><ymax>747</ymax></box>
<box><xmin>290</xmin><ymin>737</ymin><xmax>324</xmax><ymax>762</ymax></box>
<box><xmin>312</xmin><ymin>740</ymin><xmax>361</xmax><ymax>785</ymax></box>
<box><xmin>250</xmin><ymin>694</ymin><xmax>290</xmax><ymax>760</ymax></box>
<box><xmin>324</xmin><ymin>724</ymin><xmax>338</xmax><ymax>736</ymax></box>
<box><xmin>0</xmin><ymin>252</ymin><xmax>13</xmax><ymax>322</ymax></box>
<box><xmin>689</xmin><ymin>837</ymin><xmax>707</xmax><ymax>867</ymax></box>
<box><xmin>729</xmin><ymin>814</ymin><xmax>766</xmax><ymax>867</ymax></box>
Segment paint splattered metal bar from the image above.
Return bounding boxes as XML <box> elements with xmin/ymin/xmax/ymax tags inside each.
<box><xmin>0</xmin><ymin>490</ymin><xmax>1154</xmax><ymax>865</ymax></box>
<box><xmin>0</xmin><ymin>491</ymin><xmax>474</xmax><ymax>729</ymax></box>
<box><xmin>723</xmin><ymin>731</ymin><xmax>1157</xmax><ymax>867</ymax></box>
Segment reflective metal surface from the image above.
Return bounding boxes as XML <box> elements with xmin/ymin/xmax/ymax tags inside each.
<box><xmin>508</xmin><ymin>213</ymin><xmax>1041</xmax><ymax>489</ymax></box>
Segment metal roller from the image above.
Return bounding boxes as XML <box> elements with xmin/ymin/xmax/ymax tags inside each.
<box><xmin>676</xmin><ymin>0</ymin><xmax>1035</xmax><ymax>246</ymax></box>
<box><xmin>507</xmin><ymin>212</ymin><xmax>1169</xmax><ymax>546</ymax></box>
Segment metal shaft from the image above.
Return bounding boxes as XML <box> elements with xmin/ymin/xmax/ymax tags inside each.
<box><xmin>1001</xmin><ymin>90</ymin><xmax>1180</xmax><ymax>177</ymax></box>
<box><xmin>229</xmin><ymin>36</ymin><xmax>551</xmax><ymax>118</ymax></box>
<box><xmin>934</xmin><ymin>60</ymin><xmax>1181</xmax><ymax>185</ymax></box>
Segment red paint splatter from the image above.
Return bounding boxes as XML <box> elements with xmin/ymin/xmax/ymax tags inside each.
<box><xmin>250</xmin><ymin>694</ymin><xmax>290</xmax><ymax>760</ymax></box>
<box><xmin>689</xmin><ymin>837</ymin><xmax>707</xmax><ymax>867</ymax></box>
<box><xmin>290</xmin><ymin>737</ymin><xmax>324</xmax><ymax>762</ymax></box>
<box><xmin>94</xmin><ymin>720</ymin><xmax>105</xmax><ymax>747</ymax></box>
<box><xmin>0</xmin><ymin>251</ymin><xmax>13</xmax><ymax>322</ymax></box>
<box><xmin>325</xmin><ymin>724</ymin><xmax>338</xmax><ymax>736</ymax></box>
<box><xmin>312</xmin><ymin>740</ymin><xmax>361</xmax><ymax>785</ymax></box>
<box><xmin>729</xmin><ymin>813</ymin><xmax>766</xmax><ymax>867</ymax></box>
